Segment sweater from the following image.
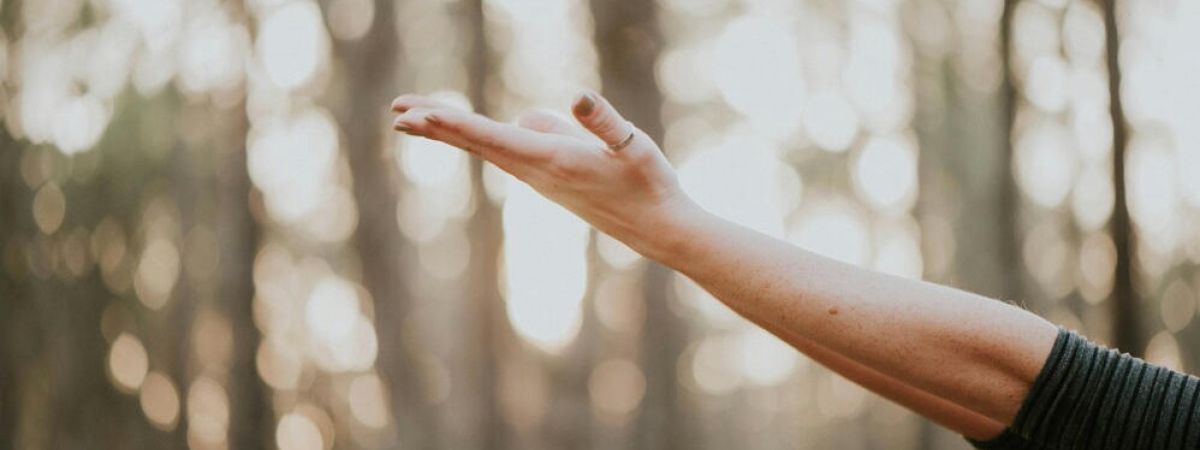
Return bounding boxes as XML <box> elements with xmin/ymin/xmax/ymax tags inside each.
<box><xmin>968</xmin><ymin>328</ymin><xmax>1200</xmax><ymax>449</ymax></box>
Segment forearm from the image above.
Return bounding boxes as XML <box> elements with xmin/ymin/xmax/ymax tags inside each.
<box><xmin>759</xmin><ymin>320</ymin><xmax>1005</xmax><ymax>439</ymax></box>
<box><xmin>641</xmin><ymin>203</ymin><xmax>1059</xmax><ymax>423</ymax></box>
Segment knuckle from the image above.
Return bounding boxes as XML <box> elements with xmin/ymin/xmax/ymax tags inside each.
<box><xmin>614</xmin><ymin>135</ymin><xmax>665</xmax><ymax>175</ymax></box>
<box><xmin>620</xmin><ymin>153</ymin><xmax>652</xmax><ymax>174</ymax></box>
<box><xmin>592</xmin><ymin>113</ymin><xmax>621</xmax><ymax>136</ymax></box>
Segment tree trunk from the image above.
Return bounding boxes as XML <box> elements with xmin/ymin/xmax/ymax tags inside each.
<box><xmin>330</xmin><ymin>0</ymin><xmax>436</xmax><ymax>445</ymax></box>
<box><xmin>214</xmin><ymin>100</ymin><xmax>266</xmax><ymax>449</ymax></box>
<box><xmin>0</xmin><ymin>121</ymin><xmax>27</xmax><ymax>450</ymax></box>
<box><xmin>462</xmin><ymin>0</ymin><xmax>508</xmax><ymax>448</ymax></box>
<box><xmin>1101</xmin><ymin>0</ymin><xmax>1141</xmax><ymax>356</ymax></box>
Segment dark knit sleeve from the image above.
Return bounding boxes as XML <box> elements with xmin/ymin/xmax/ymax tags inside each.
<box><xmin>968</xmin><ymin>327</ymin><xmax>1200</xmax><ymax>450</ymax></box>
<box><xmin>968</xmin><ymin>429</ymin><xmax>1042</xmax><ymax>449</ymax></box>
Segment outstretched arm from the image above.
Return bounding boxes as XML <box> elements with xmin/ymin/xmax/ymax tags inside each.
<box><xmin>389</xmin><ymin>91</ymin><xmax>1056</xmax><ymax>435</ymax></box>
<box><xmin>656</xmin><ymin>204</ymin><xmax>1058</xmax><ymax>423</ymax></box>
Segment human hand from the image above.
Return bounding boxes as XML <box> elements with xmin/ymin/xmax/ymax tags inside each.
<box><xmin>389</xmin><ymin>91</ymin><xmax>702</xmax><ymax>260</ymax></box>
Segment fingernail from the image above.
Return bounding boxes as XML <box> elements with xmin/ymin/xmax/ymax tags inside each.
<box><xmin>573</xmin><ymin>92</ymin><xmax>595</xmax><ymax>117</ymax></box>
<box><xmin>426</xmin><ymin>113</ymin><xmax>441</xmax><ymax>125</ymax></box>
<box><xmin>394</xmin><ymin>123</ymin><xmax>412</xmax><ymax>133</ymax></box>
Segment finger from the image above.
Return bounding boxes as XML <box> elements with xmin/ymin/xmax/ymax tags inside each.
<box><xmin>516</xmin><ymin>109</ymin><xmax>594</xmax><ymax>141</ymax></box>
<box><xmin>391</xmin><ymin>94</ymin><xmax>461</xmax><ymax>113</ymax></box>
<box><xmin>571</xmin><ymin>90</ymin><xmax>637</xmax><ymax>150</ymax></box>
<box><xmin>393</xmin><ymin>107</ymin><xmax>435</xmax><ymax>135</ymax></box>
<box><xmin>393</xmin><ymin>109</ymin><xmax>533</xmax><ymax>177</ymax></box>
<box><xmin>395</xmin><ymin>108</ymin><xmax>569</xmax><ymax>163</ymax></box>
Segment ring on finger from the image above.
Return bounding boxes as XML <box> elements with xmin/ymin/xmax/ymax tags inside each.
<box><xmin>609</xmin><ymin>123</ymin><xmax>636</xmax><ymax>151</ymax></box>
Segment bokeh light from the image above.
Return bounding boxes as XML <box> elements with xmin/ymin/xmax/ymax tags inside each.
<box><xmin>348</xmin><ymin>373</ymin><xmax>390</xmax><ymax>428</ymax></box>
<box><xmin>711</xmin><ymin>15</ymin><xmax>806</xmax><ymax>137</ymax></box>
<box><xmin>134</xmin><ymin>237</ymin><xmax>181</xmax><ymax>310</ymax></box>
<box><xmin>139</xmin><ymin>371</ymin><xmax>181</xmax><ymax>431</ymax></box>
<box><xmin>276</xmin><ymin>411</ymin><xmax>325</xmax><ymax>450</ymax></box>
<box><xmin>32</xmin><ymin>182</ymin><xmax>66</xmax><ymax>234</ymax></box>
<box><xmin>853</xmin><ymin>136</ymin><xmax>917</xmax><ymax>213</ymax></box>
<box><xmin>735</xmin><ymin>328</ymin><xmax>799</xmax><ymax>386</ymax></box>
<box><xmin>256</xmin><ymin>0</ymin><xmax>328</xmax><ymax>91</ymax></box>
<box><xmin>678</xmin><ymin>129</ymin><xmax>787</xmax><ymax>237</ymax></box>
<box><xmin>790</xmin><ymin>202</ymin><xmax>871</xmax><ymax>267</ymax></box>
<box><xmin>108</xmin><ymin>333</ymin><xmax>149</xmax><ymax>393</ymax></box>
<box><xmin>588</xmin><ymin>358</ymin><xmax>647</xmax><ymax>422</ymax></box>
<box><xmin>502</xmin><ymin>181</ymin><xmax>589</xmax><ymax>352</ymax></box>
<box><xmin>187</xmin><ymin>377</ymin><xmax>230</xmax><ymax>446</ymax></box>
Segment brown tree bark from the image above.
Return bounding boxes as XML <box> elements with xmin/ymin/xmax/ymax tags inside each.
<box><xmin>213</xmin><ymin>101</ymin><xmax>267</xmax><ymax>449</ymax></box>
<box><xmin>996</xmin><ymin>0</ymin><xmax>1023</xmax><ymax>303</ymax></box>
<box><xmin>462</xmin><ymin>0</ymin><xmax>508</xmax><ymax>448</ymax></box>
<box><xmin>1101</xmin><ymin>0</ymin><xmax>1141</xmax><ymax>356</ymax></box>
<box><xmin>0</xmin><ymin>116</ymin><xmax>26</xmax><ymax>450</ymax></box>
<box><xmin>329</xmin><ymin>0</ymin><xmax>436</xmax><ymax>446</ymax></box>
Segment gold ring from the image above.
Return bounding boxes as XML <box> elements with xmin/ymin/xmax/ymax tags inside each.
<box><xmin>609</xmin><ymin>124</ymin><xmax>636</xmax><ymax>151</ymax></box>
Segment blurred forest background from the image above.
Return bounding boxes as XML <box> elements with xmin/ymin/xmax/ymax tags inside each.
<box><xmin>1</xmin><ymin>0</ymin><xmax>1199</xmax><ymax>448</ymax></box>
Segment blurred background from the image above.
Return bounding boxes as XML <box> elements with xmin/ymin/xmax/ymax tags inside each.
<box><xmin>1</xmin><ymin>0</ymin><xmax>1199</xmax><ymax>448</ymax></box>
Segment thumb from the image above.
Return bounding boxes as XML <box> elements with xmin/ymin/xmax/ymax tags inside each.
<box><xmin>572</xmin><ymin>91</ymin><xmax>636</xmax><ymax>150</ymax></box>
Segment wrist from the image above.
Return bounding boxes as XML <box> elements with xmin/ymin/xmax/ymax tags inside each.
<box><xmin>627</xmin><ymin>194</ymin><xmax>713</xmax><ymax>267</ymax></box>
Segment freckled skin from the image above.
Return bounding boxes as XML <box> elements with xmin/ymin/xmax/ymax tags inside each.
<box><xmin>389</xmin><ymin>91</ymin><xmax>1060</xmax><ymax>441</ymax></box>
